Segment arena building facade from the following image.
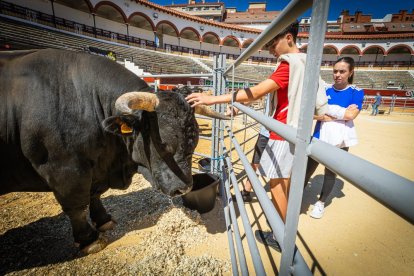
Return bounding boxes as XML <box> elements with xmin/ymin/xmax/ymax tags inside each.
<box><xmin>1</xmin><ymin>0</ymin><xmax>413</xmax><ymax>68</ymax></box>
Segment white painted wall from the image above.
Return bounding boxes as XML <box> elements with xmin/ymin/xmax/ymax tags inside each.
<box><xmin>95</xmin><ymin>16</ymin><xmax>127</xmax><ymax>35</ymax></box>
<box><xmin>129</xmin><ymin>26</ymin><xmax>154</xmax><ymax>42</ymax></box>
<box><xmin>54</xmin><ymin>4</ymin><xmax>94</xmax><ymax>26</ymax></box>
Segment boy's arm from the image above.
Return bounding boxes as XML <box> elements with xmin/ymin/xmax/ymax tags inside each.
<box><xmin>186</xmin><ymin>79</ymin><xmax>279</xmax><ymax>107</ymax></box>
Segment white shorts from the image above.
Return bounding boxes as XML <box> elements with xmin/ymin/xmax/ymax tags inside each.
<box><xmin>257</xmin><ymin>140</ymin><xmax>295</xmax><ymax>179</ymax></box>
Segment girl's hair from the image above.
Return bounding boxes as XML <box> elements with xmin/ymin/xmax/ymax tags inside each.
<box><xmin>334</xmin><ymin>56</ymin><xmax>355</xmax><ymax>84</ymax></box>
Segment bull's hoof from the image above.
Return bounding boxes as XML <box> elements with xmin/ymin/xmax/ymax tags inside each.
<box><xmin>80</xmin><ymin>236</ymin><xmax>108</xmax><ymax>255</ymax></box>
<box><xmin>97</xmin><ymin>219</ymin><xmax>117</xmax><ymax>232</ymax></box>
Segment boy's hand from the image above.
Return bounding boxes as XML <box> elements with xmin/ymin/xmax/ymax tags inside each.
<box><xmin>186</xmin><ymin>93</ymin><xmax>214</xmax><ymax>107</ymax></box>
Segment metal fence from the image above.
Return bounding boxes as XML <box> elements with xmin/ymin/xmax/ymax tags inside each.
<box><xmin>206</xmin><ymin>0</ymin><xmax>414</xmax><ymax>275</ymax></box>
<box><xmin>363</xmin><ymin>95</ymin><xmax>414</xmax><ymax>114</ymax></box>
<box><xmin>136</xmin><ymin>0</ymin><xmax>414</xmax><ymax>274</ymax></box>
<box><xmin>1</xmin><ymin>0</ymin><xmax>413</xmax><ymax>273</ymax></box>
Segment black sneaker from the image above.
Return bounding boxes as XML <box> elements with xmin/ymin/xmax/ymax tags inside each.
<box><xmin>241</xmin><ymin>190</ymin><xmax>252</xmax><ymax>203</ymax></box>
<box><xmin>255</xmin><ymin>230</ymin><xmax>281</xmax><ymax>252</ymax></box>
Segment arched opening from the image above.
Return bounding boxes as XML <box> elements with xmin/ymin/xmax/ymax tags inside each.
<box><xmin>322</xmin><ymin>45</ymin><xmax>339</xmax><ymax>66</ymax></box>
<box><xmin>156</xmin><ymin>21</ymin><xmax>179</xmax><ymax>49</ymax></box>
<box><xmin>361</xmin><ymin>46</ymin><xmax>385</xmax><ymax>67</ymax></box>
<box><xmin>94</xmin><ymin>2</ymin><xmax>126</xmax><ymax>24</ymax></box>
<box><xmin>386</xmin><ymin>45</ymin><xmax>413</xmax><ymax>68</ymax></box>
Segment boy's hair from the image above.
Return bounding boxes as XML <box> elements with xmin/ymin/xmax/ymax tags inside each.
<box><xmin>266</xmin><ymin>20</ymin><xmax>300</xmax><ymax>46</ymax></box>
<box><xmin>335</xmin><ymin>56</ymin><xmax>355</xmax><ymax>84</ymax></box>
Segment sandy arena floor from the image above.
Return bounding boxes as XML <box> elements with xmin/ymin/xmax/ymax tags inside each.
<box><xmin>0</xmin><ymin>112</ymin><xmax>413</xmax><ymax>275</ymax></box>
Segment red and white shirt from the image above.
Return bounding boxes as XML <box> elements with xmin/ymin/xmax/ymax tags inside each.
<box><xmin>268</xmin><ymin>61</ymin><xmax>289</xmax><ymax>140</ymax></box>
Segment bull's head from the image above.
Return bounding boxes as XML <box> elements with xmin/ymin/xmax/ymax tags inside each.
<box><xmin>102</xmin><ymin>89</ymin><xmax>228</xmax><ymax>197</ymax></box>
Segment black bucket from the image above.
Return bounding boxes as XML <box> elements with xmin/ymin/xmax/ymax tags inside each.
<box><xmin>182</xmin><ymin>173</ymin><xmax>219</xmax><ymax>213</ymax></box>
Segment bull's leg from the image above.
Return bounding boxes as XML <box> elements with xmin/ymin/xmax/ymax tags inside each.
<box><xmin>90</xmin><ymin>195</ymin><xmax>116</xmax><ymax>232</ymax></box>
<box><xmin>53</xmin><ymin>191</ymin><xmax>107</xmax><ymax>254</ymax></box>
<box><xmin>36</xmin><ymin>157</ymin><xmax>107</xmax><ymax>254</ymax></box>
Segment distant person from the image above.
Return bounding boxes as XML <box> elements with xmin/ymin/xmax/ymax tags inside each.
<box><xmin>371</xmin><ymin>92</ymin><xmax>382</xmax><ymax>116</ymax></box>
<box><xmin>304</xmin><ymin>56</ymin><xmax>364</xmax><ymax>219</ymax></box>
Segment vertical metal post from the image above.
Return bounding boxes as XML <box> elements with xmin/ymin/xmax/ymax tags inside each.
<box><xmin>220</xmin><ymin>175</ymin><xmax>239</xmax><ymax>275</ymax></box>
<box><xmin>211</xmin><ymin>54</ymin><xmax>226</xmax><ymax>174</ymax></box>
<box><xmin>390</xmin><ymin>94</ymin><xmax>396</xmax><ymax>114</ymax></box>
<box><xmin>126</xmin><ymin>23</ymin><xmax>130</xmax><ymax>45</ymax></box>
<box><xmin>50</xmin><ymin>0</ymin><xmax>56</xmax><ymax>28</ymax></box>
<box><xmin>92</xmin><ymin>13</ymin><xmax>97</xmax><ymax>38</ymax></box>
<box><xmin>279</xmin><ymin>0</ymin><xmax>330</xmax><ymax>275</ymax></box>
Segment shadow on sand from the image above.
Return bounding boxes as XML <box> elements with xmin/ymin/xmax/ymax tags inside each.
<box><xmin>0</xmin><ymin>185</ymin><xmax>226</xmax><ymax>275</ymax></box>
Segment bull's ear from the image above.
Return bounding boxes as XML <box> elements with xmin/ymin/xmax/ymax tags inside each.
<box><xmin>102</xmin><ymin>115</ymin><xmax>137</xmax><ymax>136</ymax></box>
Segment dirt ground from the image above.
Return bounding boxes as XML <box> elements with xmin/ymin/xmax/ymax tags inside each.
<box><xmin>0</xmin><ymin>112</ymin><xmax>413</xmax><ymax>275</ymax></box>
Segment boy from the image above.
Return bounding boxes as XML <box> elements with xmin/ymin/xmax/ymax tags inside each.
<box><xmin>186</xmin><ymin>20</ymin><xmax>327</xmax><ymax>251</ymax></box>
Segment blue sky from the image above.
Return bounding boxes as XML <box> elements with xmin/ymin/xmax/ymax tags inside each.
<box><xmin>151</xmin><ymin>0</ymin><xmax>413</xmax><ymax>21</ymax></box>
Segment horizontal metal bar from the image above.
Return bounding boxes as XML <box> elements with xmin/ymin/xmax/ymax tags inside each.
<box><xmin>137</xmin><ymin>73</ymin><xmax>213</xmax><ymax>78</ymax></box>
<box><xmin>222</xmin><ymin>122</ymin><xmax>311</xmax><ymax>272</ymax></box>
<box><xmin>224</xmin><ymin>0</ymin><xmax>313</xmax><ymax>75</ymax></box>
<box><xmin>308</xmin><ymin>139</ymin><xmax>414</xmax><ymax>223</ymax></box>
<box><xmin>199</xmin><ymin>135</ymin><xmax>212</xmax><ymax>141</ymax></box>
<box><xmin>233</xmin><ymin>103</ymin><xmax>297</xmax><ymax>143</ymax></box>
<box><xmin>222</xmin><ymin>122</ymin><xmax>285</xmax><ymax>241</ymax></box>
<box><xmin>225</xmin><ymin>73</ymin><xmax>263</xmax><ymax>83</ymax></box>
<box><xmin>192</xmin><ymin>152</ymin><xmax>211</xmax><ymax>158</ymax></box>
<box><xmin>219</xmin><ymin>176</ymin><xmax>239</xmax><ymax>275</ymax></box>
<box><xmin>195</xmin><ymin>114</ymin><xmax>214</xmax><ymax>120</ymax></box>
<box><xmin>223</xmin><ymin>122</ymin><xmax>259</xmax><ymax>137</ymax></box>
<box><xmin>234</xmin><ymin>97</ymin><xmax>414</xmax><ymax>223</ymax></box>
<box><xmin>219</xmin><ymin>158</ymin><xmax>249</xmax><ymax>275</ymax></box>
<box><xmin>220</xmin><ymin>140</ymin><xmax>266</xmax><ymax>275</ymax></box>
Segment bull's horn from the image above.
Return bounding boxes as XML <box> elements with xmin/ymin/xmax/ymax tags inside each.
<box><xmin>115</xmin><ymin>92</ymin><xmax>159</xmax><ymax>114</ymax></box>
<box><xmin>195</xmin><ymin>105</ymin><xmax>230</xmax><ymax>120</ymax></box>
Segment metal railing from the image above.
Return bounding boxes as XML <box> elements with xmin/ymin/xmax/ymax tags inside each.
<box><xmin>211</xmin><ymin>0</ymin><xmax>414</xmax><ymax>275</ymax></box>
<box><xmin>363</xmin><ymin>95</ymin><xmax>414</xmax><ymax>113</ymax></box>
<box><xmin>2</xmin><ymin>0</ymin><xmax>414</xmax><ymax>274</ymax></box>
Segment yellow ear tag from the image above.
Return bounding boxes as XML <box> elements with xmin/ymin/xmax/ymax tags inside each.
<box><xmin>120</xmin><ymin>123</ymin><xmax>133</xmax><ymax>134</ymax></box>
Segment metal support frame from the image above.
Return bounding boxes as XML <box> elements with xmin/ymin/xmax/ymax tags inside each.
<box><xmin>280</xmin><ymin>0</ymin><xmax>330</xmax><ymax>274</ymax></box>
<box><xmin>157</xmin><ymin>0</ymin><xmax>414</xmax><ymax>272</ymax></box>
<box><xmin>233</xmin><ymin>103</ymin><xmax>414</xmax><ymax>223</ymax></box>
<box><xmin>219</xmin><ymin>174</ymin><xmax>239</xmax><ymax>275</ymax></box>
<box><xmin>3</xmin><ymin>1</ymin><xmax>413</xmax><ymax>273</ymax></box>
<box><xmin>224</xmin><ymin>0</ymin><xmax>313</xmax><ymax>76</ymax></box>
<box><xmin>220</xmin><ymin>138</ymin><xmax>266</xmax><ymax>275</ymax></box>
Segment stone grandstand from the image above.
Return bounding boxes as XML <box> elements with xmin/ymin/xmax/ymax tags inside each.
<box><xmin>0</xmin><ymin>17</ymin><xmax>210</xmax><ymax>75</ymax></box>
<box><xmin>1</xmin><ymin>16</ymin><xmax>414</xmax><ymax>92</ymax></box>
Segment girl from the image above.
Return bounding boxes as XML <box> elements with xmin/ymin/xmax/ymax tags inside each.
<box><xmin>305</xmin><ymin>56</ymin><xmax>364</xmax><ymax>219</ymax></box>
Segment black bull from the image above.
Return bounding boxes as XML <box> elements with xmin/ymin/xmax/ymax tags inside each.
<box><xmin>0</xmin><ymin>49</ymin><xmax>226</xmax><ymax>254</ymax></box>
